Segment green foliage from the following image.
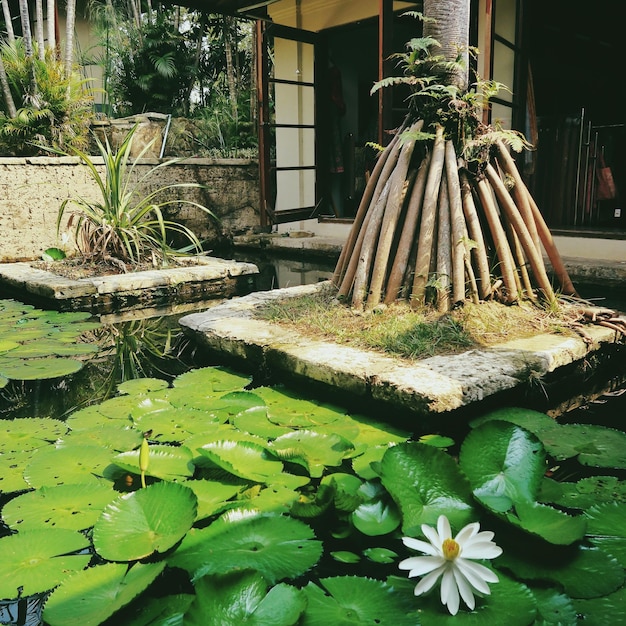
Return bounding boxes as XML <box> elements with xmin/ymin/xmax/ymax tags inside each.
<box><xmin>0</xmin><ymin>39</ymin><xmax>94</xmax><ymax>156</ymax></box>
<box><xmin>0</xmin><ymin>367</ymin><xmax>623</xmax><ymax>624</ymax></box>
<box><xmin>55</xmin><ymin>125</ymin><xmax>217</xmax><ymax>264</ymax></box>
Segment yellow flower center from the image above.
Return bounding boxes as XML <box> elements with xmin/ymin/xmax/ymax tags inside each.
<box><xmin>442</xmin><ymin>538</ymin><xmax>460</xmax><ymax>560</ymax></box>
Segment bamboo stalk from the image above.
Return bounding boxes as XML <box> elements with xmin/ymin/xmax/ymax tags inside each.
<box><xmin>337</xmin><ymin>209</ymin><xmax>371</xmax><ymax>298</ymax></box>
<box><xmin>475</xmin><ymin>177</ymin><xmax>519</xmax><ymax>302</ymax></box>
<box><xmin>445</xmin><ymin>141</ymin><xmax>467</xmax><ymax>305</ymax></box>
<box><xmin>505</xmin><ymin>215</ymin><xmax>536</xmax><ymax>301</ymax></box>
<box><xmin>410</xmin><ymin>126</ymin><xmax>446</xmax><ymax>307</ymax></box>
<box><xmin>436</xmin><ymin>170</ymin><xmax>452</xmax><ymax>312</ymax></box>
<box><xmin>495</xmin><ymin>140</ymin><xmax>542</xmax><ymax>251</ymax></box>
<box><xmin>366</xmin><ymin>125</ymin><xmax>421</xmax><ymax>308</ymax></box>
<box><xmin>351</xmin><ymin>181</ymin><xmax>392</xmax><ymax>309</ymax></box>
<box><xmin>460</xmin><ymin>172</ymin><xmax>492</xmax><ymax>299</ymax></box>
<box><xmin>385</xmin><ymin>152</ymin><xmax>431</xmax><ymax>303</ymax></box>
<box><xmin>525</xmin><ymin>185</ymin><xmax>578</xmax><ymax>296</ymax></box>
<box><xmin>333</xmin><ymin>127</ymin><xmax>406</xmax><ymax>287</ymax></box>
<box><xmin>485</xmin><ymin>163</ymin><xmax>556</xmax><ymax>304</ymax></box>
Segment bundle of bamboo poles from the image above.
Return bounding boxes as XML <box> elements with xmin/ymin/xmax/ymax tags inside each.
<box><xmin>333</xmin><ymin>121</ymin><xmax>577</xmax><ymax>311</ymax></box>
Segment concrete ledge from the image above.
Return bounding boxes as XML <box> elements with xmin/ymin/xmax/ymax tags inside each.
<box><xmin>0</xmin><ymin>257</ymin><xmax>259</xmax><ymax>313</ymax></box>
<box><xmin>179</xmin><ymin>282</ymin><xmax>623</xmax><ymax>417</ymax></box>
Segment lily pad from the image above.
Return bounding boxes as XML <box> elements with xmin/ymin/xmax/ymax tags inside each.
<box><xmin>269</xmin><ymin>430</ymin><xmax>355</xmax><ymax>478</ymax></box>
<box><xmin>24</xmin><ymin>444</ymin><xmax>114</xmax><ymax>488</ymax></box>
<box><xmin>58</xmin><ymin>424</ymin><xmax>143</xmax><ymax>451</ymax></box>
<box><xmin>300</xmin><ymin>576</ymin><xmax>417</xmax><ymax>625</ymax></box>
<box><xmin>113</xmin><ymin>443</ymin><xmax>195</xmax><ymax>481</ymax></box>
<box><xmin>232</xmin><ymin>406</ymin><xmax>294</xmax><ymax>439</ymax></box>
<box><xmin>0</xmin><ymin>529</ymin><xmax>90</xmax><ymax>599</ymax></box>
<box><xmin>197</xmin><ymin>440</ymin><xmax>283</xmax><ymax>482</ymax></box>
<box><xmin>2</xmin><ymin>482</ymin><xmax>116</xmax><ymax>531</ymax></box>
<box><xmin>93</xmin><ymin>481</ymin><xmax>197</xmax><ymax>561</ymax></box>
<box><xmin>0</xmin><ymin>417</ymin><xmax>68</xmax><ymax>454</ymax></box>
<box><xmin>0</xmin><ymin>450</ymin><xmax>32</xmax><ymax>493</ymax></box>
<box><xmin>363</xmin><ymin>547</ymin><xmax>398</xmax><ymax>564</ymax></box>
<box><xmin>182</xmin><ymin>478</ymin><xmax>243</xmax><ymax>521</ymax></box>
<box><xmin>459</xmin><ymin>421</ymin><xmax>546</xmax><ymax>512</ymax></box>
<box><xmin>378</xmin><ymin>442</ymin><xmax>475</xmax><ymax>535</ymax></box>
<box><xmin>43</xmin><ymin>562</ymin><xmax>166</xmax><ymax>626</ymax></box>
<box><xmin>573</xmin><ymin>584</ymin><xmax>626</xmax><ymax>626</ymax></box>
<box><xmin>169</xmin><ymin>510</ymin><xmax>323</xmax><ymax>584</ymax></box>
<box><xmin>185</xmin><ymin>572</ymin><xmax>306</xmax><ymax>626</ymax></box>
<box><xmin>173</xmin><ymin>366</ymin><xmax>252</xmax><ymax>394</ymax></box>
<box><xmin>505</xmin><ymin>501</ymin><xmax>587</xmax><ymax>545</ymax></box>
<box><xmin>0</xmin><ymin>357</ymin><xmax>83</xmax><ymax>380</ymax></box>
<box><xmin>531</xmin><ymin>588</ymin><xmax>577</xmax><ymax>626</ymax></box>
<box><xmin>116</xmin><ymin>377</ymin><xmax>170</xmax><ymax>395</ymax></box>
<box><xmin>351</xmin><ymin>498</ymin><xmax>401</xmax><ymax>536</ymax></box>
<box><xmin>539</xmin><ymin>476</ymin><xmax>626</xmax><ymax>510</ymax></box>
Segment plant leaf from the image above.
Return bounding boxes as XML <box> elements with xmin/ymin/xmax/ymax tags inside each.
<box><xmin>93</xmin><ymin>481</ymin><xmax>197</xmax><ymax>561</ymax></box>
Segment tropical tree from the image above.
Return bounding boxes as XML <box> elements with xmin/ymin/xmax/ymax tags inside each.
<box><xmin>333</xmin><ymin>1</ymin><xmax>576</xmax><ymax>311</ymax></box>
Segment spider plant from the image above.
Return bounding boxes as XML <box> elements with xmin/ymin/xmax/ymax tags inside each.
<box><xmin>56</xmin><ymin>125</ymin><xmax>217</xmax><ymax>264</ymax></box>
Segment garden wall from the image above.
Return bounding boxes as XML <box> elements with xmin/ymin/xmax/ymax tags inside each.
<box><xmin>0</xmin><ymin>156</ymin><xmax>260</xmax><ymax>262</ymax></box>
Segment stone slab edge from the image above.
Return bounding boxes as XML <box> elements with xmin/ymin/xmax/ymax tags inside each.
<box><xmin>179</xmin><ymin>281</ymin><xmax>621</xmax><ymax>415</ymax></box>
<box><xmin>0</xmin><ymin>258</ymin><xmax>258</xmax><ymax>300</ymax></box>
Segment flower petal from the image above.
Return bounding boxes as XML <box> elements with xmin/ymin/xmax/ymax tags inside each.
<box><xmin>456</xmin><ymin>559</ymin><xmax>499</xmax><ymax>594</ymax></box>
<box><xmin>399</xmin><ymin>555</ymin><xmax>446</xmax><ymax>577</ymax></box>
<box><xmin>460</xmin><ymin>540</ymin><xmax>503</xmax><ymax>560</ymax></box>
<box><xmin>441</xmin><ymin>568</ymin><xmax>460</xmax><ymax>615</ymax></box>
<box><xmin>402</xmin><ymin>536</ymin><xmax>439</xmax><ymax>556</ymax></box>
<box><xmin>454</xmin><ymin>522</ymin><xmax>480</xmax><ymax>546</ymax></box>
<box><xmin>452</xmin><ymin>564</ymin><xmax>476</xmax><ymax>611</ymax></box>
<box><xmin>437</xmin><ymin>515</ymin><xmax>452</xmax><ymax>543</ymax></box>
<box><xmin>414</xmin><ymin>565</ymin><xmax>446</xmax><ymax>596</ymax></box>
<box><xmin>421</xmin><ymin>523</ymin><xmax>443</xmax><ymax>552</ymax></box>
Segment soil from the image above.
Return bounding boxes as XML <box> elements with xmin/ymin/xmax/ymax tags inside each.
<box><xmin>31</xmin><ymin>257</ymin><xmax>165</xmax><ymax>280</ymax></box>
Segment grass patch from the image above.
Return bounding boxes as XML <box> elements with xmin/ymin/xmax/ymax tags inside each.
<box><xmin>256</xmin><ymin>287</ymin><xmax>576</xmax><ymax>360</ymax></box>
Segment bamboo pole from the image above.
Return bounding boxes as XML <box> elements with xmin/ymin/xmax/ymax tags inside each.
<box><xmin>366</xmin><ymin>127</ymin><xmax>420</xmax><ymax>308</ymax></box>
<box><xmin>460</xmin><ymin>172</ymin><xmax>492</xmax><ymax>299</ymax></box>
<box><xmin>475</xmin><ymin>177</ymin><xmax>519</xmax><ymax>302</ymax></box>
<box><xmin>485</xmin><ymin>163</ymin><xmax>556</xmax><ymax>304</ymax></box>
<box><xmin>445</xmin><ymin>141</ymin><xmax>467</xmax><ymax>305</ymax></box>
<box><xmin>436</xmin><ymin>170</ymin><xmax>452</xmax><ymax>312</ymax></box>
<box><xmin>410</xmin><ymin>126</ymin><xmax>446</xmax><ymax>306</ymax></box>
<box><xmin>333</xmin><ymin>128</ymin><xmax>405</xmax><ymax>287</ymax></box>
<box><xmin>337</xmin><ymin>210</ymin><xmax>371</xmax><ymax>299</ymax></box>
<box><xmin>351</xmin><ymin>181</ymin><xmax>392</xmax><ymax>309</ymax></box>
<box><xmin>385</xmin><ymin>152</ymin><xmax>431</xmax><ymax>303</ymax></box>
<box><xmin>525</xmin><ymin>185</ymin><xmax>578</xmax><ymax>296</ymax></box>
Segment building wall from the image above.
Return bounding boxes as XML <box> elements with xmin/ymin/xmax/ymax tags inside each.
<box><xmin>0</xmin><ymin>157</ymin><xmax>260</xmax><ymax>262</ymax></box>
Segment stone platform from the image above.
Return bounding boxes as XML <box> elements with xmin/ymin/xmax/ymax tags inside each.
<box><xmin>179</xmin><ymin>281</ymin><xmax>625</xmax><ymax>419</ymax></box>
<box><xmin>0</xmin><ymin>257</ymin><xmax>259</xmax><ymax>314</ymax></box>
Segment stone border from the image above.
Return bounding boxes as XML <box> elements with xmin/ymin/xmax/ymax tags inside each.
<box><xmin>179</xmin><ymin>282</ymin><xmax>623</xmax><ymax>416</ymax></box>
<box><xmin>0</xmin><ymin>257</ymin><xmax>259</xmax><ymax>313</ymax></box>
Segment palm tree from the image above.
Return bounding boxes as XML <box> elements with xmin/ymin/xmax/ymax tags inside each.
<box><xmin>0</xmin><ymin>54</ymin><xmax>17</xmax><ymax>116</ymax></box>
<box><xmin>1</xmin><ymin>0</ymin><xmax>15</xmax><ymax>44</ymax></box>
<box><xmin>333</xmin><ymin>0</ymin><xmax>576</xmax><ymax>311</ymax></box>
<box><xmin>64</xmin><ymin>0</ymin><xmax>76</xmax><ymax>78</ymax></box>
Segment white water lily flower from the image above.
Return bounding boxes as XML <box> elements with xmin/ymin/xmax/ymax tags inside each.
<box><xmin>399</xmin><ymin>515</ymin><xmax>502</xmax><ymax>615</ymax></box>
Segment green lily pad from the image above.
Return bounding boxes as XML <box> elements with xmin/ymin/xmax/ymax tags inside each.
<box><xmin>351</xmin><ymin>444</ymin><xmax>389</xmax><ymax>480</ymax></box>
<box><xmin>0</xmin><ymin>417</ymin><xmax>68</xmax><ymax>454</ymax></box>
<box><xmin>269</xmin><ymin>430</ymin><xmax>355</xmax><ymax>478</ymax></box>
<box><xmin>238</xmin><ymin>483</ymin><xmax>300</xmax><ymax>515</ymax></box>
<box><xmin>94</xmin><ymin>481</ymin><xmax>197</xmax><ymax>561</ymax></box>
<box><xmin>43</xmin><ymin>562</ymin><xmax>166</xmax><ymax>626</ymax></box>
<box><xmin>351</xmin><ymin>498</ymin><xmax>401</xmax><ymax>536</ymax></box>
<box><xmin>113</xmin><ymin>444</ymin><xmax>195</xmax><ymax>481</ymax></box>
<box><xmin>116</xmin><ymin>377</ymin><xmax>170</xmax><ymax>395</ymax></box>
<box><xmin>135</xmin><ymin>406</ymin><xmax>207</xmax><ymax>441</ymax></box>
<box><xmin>169</xmin><ymin>510</ymin><xmax>323</xmax><ymax>584</ymax></box>
<box><xmin>2</xmin><ymin>482</ymin><xmax>116</xmax><ymax>531</ymax></box>
<box><xmin>232</xmin><ymin>406</ymin><xmax>294</xmax><ymax>439</ymax></box>
<box><xmin>0</xmin><ymin>373</ymin><xmax>8</xmax><ymax>388</ymax></box>
<box><xmin>585</xmin><ymin>502</ymin><xmax>626</xmax><ymax>566</ymax></box>
<box><xmin>185</xmin><ymin>572</ymin><xmax>306</xmax><ymax>626</ymax></box>
<box><xmin>3</xmin><ymin>340</ymin><xmax>98</xmax><ymax>358</ymax></box>
<box><xmin>173</xmin><ymin>366</ymin><xmax>252</xmax><ymax>394</ymax></box>
<box><xmin>330</xmin><ymin>551</ymin><xmax>361</xmax><ymax>564</ymax></box>
<box><xmin>290</xmin><ymin>484</ymin><xmax>335</xmax><ymax>518</ymax></box>
<box><xmin>182</xmin><ymin>478</ymin><xmax>243</xmax><ymax>521</ymax></box>
<box><xmin>116</xmin><ymin>594</ymin><xmax>194</xmax><ymax>626</ymax></box>
<box><xmin>0</xmin><ymin>450</ymin><xmax>32</xmax><ymax>493</ymax></box>
<box><xmin>506</xmin><ymin>501</ymin><xmax>587</xmax><ymax>545</ymax></box>
<box><xmin>390</xmin><ymin>572</ymin><xmax>536</xmax><ymax>626</ymax></box>
<box><xmin>322</xmin><ymin>473</ymin><xmax>363</xmax><ymax>512</ymax></box>
<box><xmin>572</xmin><ymin>584</ymin><xmax>626</xmax><ymax>626</ymax></box>
<box><xmin>418</xmin><ymin>434</ymin><xmax>456</xmax><ymax>448</ymax></box>
<box><xmin>300</xmin><ymin>576</ymin><xmax>417</xmax><ymax>625</ymax></box>
<box><xmin>499</xmin><ymin>544</ymin><xmax>624</xmax><ymax>599</ymax></box>
<box><xmin>58</xmin><ymin>424</ymin><xmax>143</xmax><ymax>451</ymax></box>
<box><xmin>378</xmin><ymin>442</ymin><xmax>475</xmax><ymax>535</ymax></box>
<box><xmin>363</xmin><ymin>547</ymin><xmax>398</xmax><ymax>564</ymax></box>
<box><xmin>539</xmin><ymin>476</ymin><xmax>626</xmax><ymax>510</ymax></box>
<box><xmin>24</xmin><ymin>444</ymin><xmax>114</xmax><ymax>488</ymax></box>
<box><xmin>0</xmin><ymin>357</ymin><xmax>83</xmax><ymax>380</ymax></box>
<box><xmin>459</xmin><ymin>421</ymin><xmax>546</xmax><ymax>512</ymax></box>
<box><xmin>470</xmin><ymin>406</ymin><xmax>555</xmax><ymax>431</ymax></box>
<box><xmin>197</xmin><ymin>440</ymin><xmax>283</xmax><ymax>482</ymax></box>
<box><xmin>531</xmin><ymin>588</ymin><xmax>577</xmax><ymax>626</ymax></box>
<box><xmin>0</xmin><ymin>529</ymin><xmax>90</xmax><ymax>599</ymax></box>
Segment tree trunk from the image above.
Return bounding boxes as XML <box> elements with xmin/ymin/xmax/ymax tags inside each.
<box><xmin>35</xmin><ymin>0</ymin><xmax>45</xmax><ymax>59</ymax></box>
<box><xmin>0</xmin><ymin>55</ymin><xmax>17</xmax><ymax>117</ymax></box>
<box><xmin>46</xmin><ymin>0</ymin><xmax>56</xmax><ymax>51</ymax></box>
<box><xmin>423</xmin><ymin>0</ymin><xmax>470</xmax><ymax>90</ymax></box>
<box><xmin>64</xmin><ymin>0</ymin><xmax>76</xmax><ymax>78</ymax></box>
<box><xmin>223</xmin><ymin>16</ymin><xmax>238</xmax><ymax>121</ymax></box>
<box><xmin>18</xmin><ymin>0</ymin><xmax>39</xmax><ymax>105</ymax></box>
<box><xmin>2</xmin><ymin>0</ymin><xmax>15</xmax><ymax>45</ymax></box>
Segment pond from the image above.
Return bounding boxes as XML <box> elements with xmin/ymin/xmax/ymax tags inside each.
<box><xmin>0</xmin><ymin>260</ymin><xmax>625</xmax><ymax>626</ymax></box>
